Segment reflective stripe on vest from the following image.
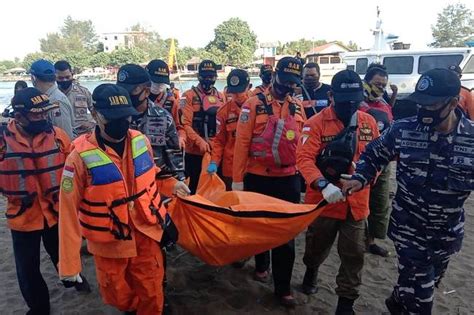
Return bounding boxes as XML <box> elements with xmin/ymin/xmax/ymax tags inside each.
<box><xmin>80</xmin><ymin>149</ymin><xmax>122</xmax><ymax>185</ymax></box>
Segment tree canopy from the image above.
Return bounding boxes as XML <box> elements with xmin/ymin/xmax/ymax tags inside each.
<box><xmin>430</xmin><ymin>3</ymin><xmax>474</xmax><ymax>47</ymax></box>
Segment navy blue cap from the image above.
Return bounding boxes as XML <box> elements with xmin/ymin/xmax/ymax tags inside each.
<box><xmin>146</xmin><ymin>59</ymin><xmax>170</xmax><ymax>85</ymax></box>
<box><xmin>116</xmin><ymin>64</ymin><xmax>151</xmax><ymax>94</ymax></box>
<box><xmin>275</xmin><ymin>57</ymin><xmax>302</xmax><ymax>85</ymax></box>
<box><xmin>331</xmin><ymin>69</ymin><xmax>364</xmax><ymax>103</ymax></box>
<box><xmin>198</xmin><ymin>60</ymin><xmax>217</xmax><ymax>76</ymax></box>
<box><xmin>407</xmin><ymin>68</ymin><xmax>461</xmax><ymax>106</ymax></box>
<box><xmin>448</xmin><ymin>64</ymin><xmax>462</xmax><ymax>75</ymax></box>
<box><xmin>226</xmin><ymin>69</ymin><xmax>250</xmax><ymax>93</ymax></box>
<box><xmin>92</xmin><ymin>84</ymin><xmax>139</xmax><ymax>120</ymax></box>
<box><xmin>11</xmin><ymin>87</ymin><xmax>59</xmax><ymax>113</ymax></box>
<box><xmin>30</xmin><ymin>59</ymin><xmax>56</xmax><ymax>81</ymax></box>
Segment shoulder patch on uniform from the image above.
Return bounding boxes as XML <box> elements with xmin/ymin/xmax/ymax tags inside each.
<box><xmin>240</xmin><ymin>113</ymin><xmax>249</xmax><ymax>123</ymax></box>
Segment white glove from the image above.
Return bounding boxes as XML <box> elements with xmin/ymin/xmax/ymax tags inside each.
<box><xmin>232</xmin><ymin>182</ymin><xmax>244</xmax><ymax>191</ymax></box>
<box><xmin>60</xmin><ymin>273</ymin><xmax>83</xmax><ymax>283</ymax></box>
<box><xmin>174</xmin><ymin>181</ymin><xmax>191</xmax><ymax>197</ymax></box>
<box><xmin>322</xmin><ymin>184</ymin><xmax>345</xmax><ymax>204</ymax></box>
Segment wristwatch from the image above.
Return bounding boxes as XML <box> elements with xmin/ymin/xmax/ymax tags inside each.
<box><xmin>316</xmin><ymin>178</ymin><xmax>329</xmax><ymax>191</ymax></box>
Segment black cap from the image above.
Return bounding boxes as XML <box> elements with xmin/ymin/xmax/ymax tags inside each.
<box><xmin>275</xmin><ymin>57</ymin><xmax>302</xmax><ymax>85</ymax></box>
<box><xmin>116</xmin><ymin>64</ymin><xmax>151</xmax><ymax>94</ymax></box>
<box><xmin>448</xmin><ymin>64</ymin><xmax>462</xmax><ymax>75</ymax></box>
<box><xmin>406</xmin><ymin>68</ymin><xmax>461</xmax><ymax>106</ymax></box>
<box><xmin>226</xmin><ymin>69</ymin><xmax>250</xmax><ymax>93</ymax></box>
<box><xmin>92</xmin><ymin>84</ymin><xmax>139</xmax><ymax>120</ymax></box>
<box><xmin>331</xmin><ymin>69</ymin><xmax>364</xmax><ymax>103</ymax></box>
<box><xmin>146</xmin><ymin>60</ymin><xmax>170</xmax><ymax>85</ymax></box>
<box><xmin>198</xmin><ymin>60</ymin><xmax>217</xmax><ymax>76</ymax></box>
<box><xmin>260</xmin><ymin>64</ymin><xmax>273</xmax><ymax>76</ymax></box>
<box><xmin>11</xmin><ymin>87</ymin><xmax>59</xmax><ymax>113</ymax></box>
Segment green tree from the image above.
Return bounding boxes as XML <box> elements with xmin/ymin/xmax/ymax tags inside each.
<box><xmin>61</xmin><ymin>16</ymin><xmax>98</xmax><ymax>51</ymax></box>
<box><xmin>177</xmin><ymin>46</ymin><xmax>198</xmax><ymax>70</ymax></box>
<box><xmin>63</xmin><ymin>51</ymin><xmax>91</xmax><ymax>72</ymax></box>
<box><xmin>39</xmin><ymin>16</ymin><xmax>98</xmax><ymax>54</ymax></box>
<box><xmin>0</xmin><ymin>60</ymin><xmax>19</xmax><ymax>73</ymax></box>
<box><xmin>22</xmin><ymin>52</ymin><xmax>48</xmax><ymax>70</ymax></box>
<box><xmin>430</xmin><ymin>3</ymin><xmax>474</xmax><ymax>47</ymax></box>
<box><xmin>89</xmin><ymin>52</ymin><xmax>111</xmax><ymax>68</ymax></box>
<box><xmin>108</xmin><ymin>48</ymin><xmax>148</xmax><ymax>67</ymax></box>
<box><xmin>206</xmin><ymin>18</ymin><xmax>257</xmax><ymax>66</ymax></box>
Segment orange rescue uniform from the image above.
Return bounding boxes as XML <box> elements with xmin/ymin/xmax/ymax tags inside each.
<box><xmin>59</xmin><ymin>129</ymin><xmax>167</xmax><ymax>314</ymax></box>
<box><xmin>296</xmin><ymin>106</ymin><xmax>380</xmax><ymax>221</ymax></box>
<box><xmin>458</xmin><ymin>86</ymin><xmax>473</xmax><ymax>119</ymax></box>
<box><xmin>181</xmin><ymin>86</ymin><xmax>225</xmax><ymax>155</ymax></box>
<box><xmin>233</xmin><ymin>90</ymin><xmax>306</xmax><ymax>182</ymax></box>
<box><xmin>248</xmin><ymin>85</ymin><xmax>270</xmax><ymax>97</ymax></box>
<box><xmin>210</xmin><ymin>99</ymin><xmax>242</xmax><ymax>178</ymax></box>
<box><xmin>0</xmin><ymin>121</ymin><xmax>70</xmax><ymax>231</ymax></box>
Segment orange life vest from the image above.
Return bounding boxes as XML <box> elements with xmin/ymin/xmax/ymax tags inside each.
<box><xmin>75</xmin><ymin>130</ymin><xmax>166</xmax><ymax>243</ymax></box>
<box><xmin>0</xmin><ymin>126</ymin><xmax>66</xmax><ymax>219</ymax></box>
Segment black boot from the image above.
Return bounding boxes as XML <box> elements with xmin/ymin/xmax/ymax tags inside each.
<box><xmin>385</xmin><ymin>294</ymin><xmax>405</xmax><ymax>315</ymax></box>
<box><xmin>302</xmin><ymin>268</ymin><xmax>318</xmax><ymax>295</ymax></box>
<box><xmin>335</xmin><ymin>296</ymin><xmax>355</xmax><ymax>315</ymax></box>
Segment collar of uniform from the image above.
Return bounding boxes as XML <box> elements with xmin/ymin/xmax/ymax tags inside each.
<box><xmin>7</xmin><ymin>119</ymin><xmax>50</xmax><ymax>146</ymax></box>
<box><xmin>46</xmin><ymin>84</ymin><xmax>59</xmax><ymax>96</ymax></box>
<box><xmin>322</xmin><ymin>106</ymin><xmax>342</xmax><ymax>121</ymax></box>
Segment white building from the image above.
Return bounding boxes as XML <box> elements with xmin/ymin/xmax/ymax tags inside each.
<box><xmin>100</xmin><ymin>32</ymin><xmax>148</xmax><ymax>53</ymax></box>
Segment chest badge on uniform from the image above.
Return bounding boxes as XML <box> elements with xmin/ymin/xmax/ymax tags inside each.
<box><xmin>208</xmin><ymin>96</ymin><xmax>217</xmax><ymax>104</ymax></box>
<box><xmin>286</xmin><ymin>130</ymin><xmax>296</xmax><ymax>141</ymax></box>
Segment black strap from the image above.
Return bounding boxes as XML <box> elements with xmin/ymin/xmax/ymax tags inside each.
<box><xmin>256</xmin><ymin>93</ymin><xmax>273</xmax><ymax>115</ymax></box>
<box><xmin>0</xmin><ymin>163</ymin><xmax>64</xmax><ymax>176</ymax></box>
<box><xmin>4</xmin><ymin>148</ymin><xmax>60</xmax><ymax>159</ymax></box>
<box><xmin>5</xmin><ymin>192</ymin><xmax>37</xmax><ymax>219</ymax></box>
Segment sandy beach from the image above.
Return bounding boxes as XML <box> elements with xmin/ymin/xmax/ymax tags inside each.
<box><xmin>1</xmin><ymin>190</ymin><xmax>473</xmax><ymax>314</ymax></box>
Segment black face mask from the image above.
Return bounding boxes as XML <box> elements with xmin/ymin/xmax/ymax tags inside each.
<box><xmin>57</xmin><ymin>80</ymin><xmax>73</xmax><ymax>91</ymax></box>
<box><xmin>104</xmin><ymin>118</ymin><xmax>130</xmax><ymax>140</ymax></box>
<box><xmin>303</xmin><ymin>77</ymin><xmax>318</xmax><ymax>89</ymax></box>
<box><xmin>416</xmin><ymin>101</ymin><xmax>451</xmax><ymax>129</ymax></box>
<box><xmin>130</xmin><ymin>89</ymin><xmax>148</xmax><ymax>108</ymax></box>
<box><xmin>261</xmin><ymin>73</ymin><xmax>272</xmax><ymax>85</ymax></box>
<box><xmin>22</xmin><ymin>118</ymin><xmax>52</xmax><ymax>135</ymax></box>
<box><xmin>149</xmin><ymin>92</ymin><xmax>159</xmax><ymax>102</ymax></box>
<box><xmin>273</xmin><ymin>80</ymin><xmax>294</xmax><ymax>98</ymax></box>
<box><xmin>200</xmin><ymin>79</ymin><xmax>216</xmax><ymax>92</ymax></box>
<box><xmin>334</xmin><ymin>102</ymin><xmax>360</xmax><ymax>126</ymax></box>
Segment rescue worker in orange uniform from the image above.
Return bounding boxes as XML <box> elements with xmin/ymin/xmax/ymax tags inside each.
<box><xmin>0</xmin><ymin>88</ymin><xmax>87</xmax><ymax>314</ymax></box>
<box><xmin>248</xmin><ymin>64</ymin><xmax>273</xmax><ymax>97</ymax></box>
<box><xmin>449</xmin><ymin>65</ymin><xmax>473</xmax><ymax>119</ymax></box>
<box><xmin>297</xmin><ymin>70</ymin><xmax>379</xmax><ymax>314</ymax></box>
<box><xmin>208</xmin><ymin>69</ymin><xmax>251</xmax><ymax>190</ymax></box>
<box><xmin>59</xmin><ymin>84</ymin><xmax>175</xmax><ymax>314</ymax></box>
<box><xmin>232</xmin><ymin>57</ymin><xmax>306</xmax><ymax>308</ymax></box>
<box><xmin>146</xmin><ymin>59</ymin><xmax>186</xmax><ymax>149</ymax></box>
<box><xmin>170</xmin><ymin>82</ymin><xmax>180</xmax><ymax>100</ymax></box>
<box><xmin>181</xmin><ymin>60</ymin><xmax>225</xmax><ymax>193</ymax></box>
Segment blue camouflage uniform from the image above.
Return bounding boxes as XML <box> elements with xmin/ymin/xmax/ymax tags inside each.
<box><xmin>131</xmin><ymin>100</ymin><xmax>185</xmax><ymax>182</ymax></box>
<box><xmin>353</xmin><ymin>109</ymin><xmax>474</xmax><ymax>313</ymax></box>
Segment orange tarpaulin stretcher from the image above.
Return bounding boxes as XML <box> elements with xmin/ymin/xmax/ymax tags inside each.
<box><xmin>168</xmin><ymin>154</ymin><xmax>327</xmax><ymax>266</ymax></box>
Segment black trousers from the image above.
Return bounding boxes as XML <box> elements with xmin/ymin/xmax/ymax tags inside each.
<box><xmin>244</xmin><ymin>173</ymin><xmax>301</xmax><ymax>296</ymax></box>
<box><xmin>185</xmin><ymin>153</ymin><xmax>204</xmax><ymax>194</ymax></box>
<box><xmin>11</xmin><ymin>224</ymin><xmax>59</xmax><ymax>315</ymax></box>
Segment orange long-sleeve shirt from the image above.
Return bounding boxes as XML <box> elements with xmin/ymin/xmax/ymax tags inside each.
<box><xmin>296</xmin><ymin>106</ymin><xmax>379</xmax><ymax>221</ymax></box>
<box><xmin>58</xmin><ymin>130</ymin><xmax>173</xmax><ymax>277</ymax></box>
<box><xmin>0</xmin><ymin>122</ymin><xmax>71</xmax><ymax>231</ymax></box>
<box><xmin>459</xmin><ymin>86</ymin><xmax>473</xmax><ymax>119</ymax></box>
<box><xmin>210</xmin><ymin>100</ymin><xmax>242</xmax><ymax>178</ymax></box>
<box><xmin>181</xmin><ymin>86</ymin><xmax>224</xmax><ymax>155</ymax></box>
<box><xmin>232</xmin><ymin>89</ymin><xmax>306</xmax><ymax>182</ymax></box>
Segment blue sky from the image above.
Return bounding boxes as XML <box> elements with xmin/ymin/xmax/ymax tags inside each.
<box><xmin>1</xmin><ymin>0</ymin><xmax>472</xmax><ymax>60</ymax></box>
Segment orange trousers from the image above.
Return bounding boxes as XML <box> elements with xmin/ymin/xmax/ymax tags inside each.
<box><xmin>94</xmin><ymin>232</ymin><xmax>164</xmax><ymax>315</ymax></box>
